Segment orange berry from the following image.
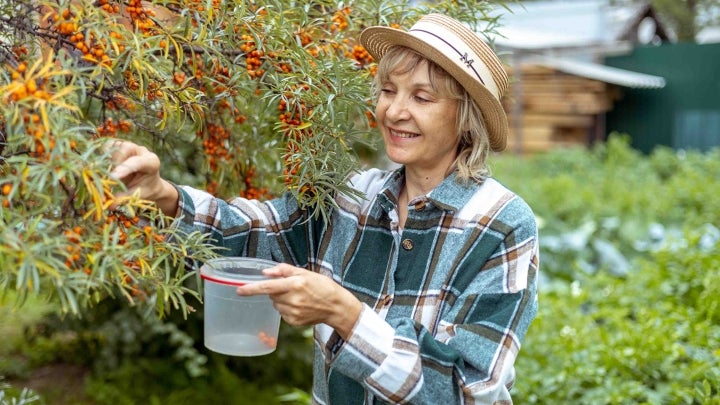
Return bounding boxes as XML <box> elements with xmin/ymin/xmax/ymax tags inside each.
<box><xmin>26</xmin><ymin>79</ymin><xmax>37</xmax><ymax>94</ymax></box>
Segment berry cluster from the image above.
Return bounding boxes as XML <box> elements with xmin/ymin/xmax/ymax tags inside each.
<box><xmin>63</xmin><ymin>226</ymin><xmax>92</xmax><ymax>274</ymax></box>
<box><xmin>96</xmin><ymin>117</ymin><xmax>133</xmax><ymax>137</ymax></box>
<box><xmin>238</xmin><ymin>166</ymin><xmax>271</xmax><ymax>200</ymax></box>
<box><xmin>1</xmin><ymin>182</ymin><xmax>13</xmax><ymax>208</ymax></box>
<box><xmin>105</xmin><ymin>94</ymin><xmax>134</xmax><ymax>111</ymax></box>
<box><xmin>50</xmin><ymin>8</ymin><xmax>117</xmax><ymax>66</ymax></box>
<box><xmin>200</xmin><ymin>122</ymin><xmax>231</xmax><ymax>172</ymax></box>
<box><xmin>240</xmin><ymin>35</ymin><xmax>265</xmax><ymax>79</ymax></box>
<box><xmin>258</xmin><ymin>331</ymin><xmax>277</xmax><ymax>348</ymax></box>
<box><xmin>97</xmin><ymin>0</ymin><xmax>120</xmax><ymax>14</ymax></box>
<box><xmin>5</xmin><ymin>63</ymin><xmax>51</xmax><ymax>102</ymax></box>
<box><xmin>126</xmin><ymin>0</ymin><xmax>157</xmax><ymax>34</ymax></box>
<box><xmin>331</xmin><ymin>7</ymin><xmax>351</xmax><ymax>32</ymax></box>
<box><xmin>25</xmin><ymin>113</ymin><xmax>55</xmax><ymax>160</ymax></box>
<box><xmin>278</xmin><ymin>92</ymin><xmax>317</xmax><ymax>191</ymax></box>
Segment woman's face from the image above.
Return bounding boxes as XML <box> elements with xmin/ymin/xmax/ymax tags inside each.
<box><xmin>376</xmin><ymin>61</ymin><xmax>460</xmax><ymax>175</ymax></box>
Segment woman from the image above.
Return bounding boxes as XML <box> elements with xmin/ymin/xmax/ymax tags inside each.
<box><xmin>112</xmin><ymin>13</ymin><xmax>538</xmax><ymax>404</ymax></box>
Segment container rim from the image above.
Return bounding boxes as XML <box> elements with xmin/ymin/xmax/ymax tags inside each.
<box><xmin>200</xmin><ymin>257</ymin><xmax>278</xmax><ymax>286</ymax></box>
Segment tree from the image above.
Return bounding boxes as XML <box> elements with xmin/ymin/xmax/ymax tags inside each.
<box><xmin>518</xmin><ymin>0</ymin><xmax>720</xmax><ymax>42</ymax></box>
<box><xmin>647</xmin><ymin>0</ymin><xmax>720</xmax><ymax>41</ymax></box>
<box><xmin>1</xmin><ymin>0</ymin><xmax>506</xmax><ymax>315</ymax></box>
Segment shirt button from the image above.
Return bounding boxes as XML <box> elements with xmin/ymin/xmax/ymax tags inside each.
<box><xmin>414</xmin><ymin>200</ymin><xmax>426</xmax><ymax>211</ymax></box>
<box><xmin>402</xmin><ymin>238</ymin><xmax>414</xmax><ymax>250</ymax></box>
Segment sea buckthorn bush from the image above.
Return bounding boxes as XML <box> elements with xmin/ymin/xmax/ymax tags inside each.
<box><xmin>0</xmin><ymin>0</ymin><xmax>506</xmax><ymax>315</ymax></box>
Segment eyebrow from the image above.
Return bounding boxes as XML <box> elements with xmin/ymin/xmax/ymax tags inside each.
<box><xmin>385</xmin><ymin>77</ymin><xmax>436</xmax><ymax>92</ymax></box>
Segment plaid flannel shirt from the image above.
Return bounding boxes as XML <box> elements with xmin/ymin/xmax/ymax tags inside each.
<box><xmin>177</xmin><ymin>167</ymin><xmax>539</xmax><ymax>404</ymax></box>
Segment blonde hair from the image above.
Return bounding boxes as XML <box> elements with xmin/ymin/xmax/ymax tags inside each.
<box><xmin>372</xmin><ymin>46</ymin><xmax>491</xmax><ymax>183</ymax></box>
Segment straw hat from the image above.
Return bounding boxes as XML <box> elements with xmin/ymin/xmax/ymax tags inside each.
<box><xmin>360</xmin><ymin>13</ymin><xmax>509</xmax><ymax>151</ymax></box>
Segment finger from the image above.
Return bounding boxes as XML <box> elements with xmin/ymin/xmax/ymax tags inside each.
<box><xmin>107</xmin><ymin>140</ymin><xmax>136</xmax><ymax>163</ymax></box>
<box><xmin>110</xmin><ymin>155</ymin><xmax>146</xmax><ymax>182</ymax></box>
<box><xmin>103</xmin><ymin>138</ymin><xmax>125</xmax><ymax>154</ymax></box>
<box><xmin>262</xmin><ymin>263</ymin><xmax>307</xmax><ymax>278</ymax></box>
<box><xmin>111</xmin><ymin>148</ymin><xmax>160</xmax><ymax>183</ymax></box>
<box><xmin>236</xmin><ymin>278</ymin><xmax>289</xmax><ymax>296</ymax></box>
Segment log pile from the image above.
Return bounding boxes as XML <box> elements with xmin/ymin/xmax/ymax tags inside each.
<box><xmin>502</xmin><ymin>64</ymin><xmax>622</xmax><ymax>153</ymax></box>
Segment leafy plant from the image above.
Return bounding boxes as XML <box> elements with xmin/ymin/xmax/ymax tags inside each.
<box><xmin>0</xmin><ymin>0</ymin><xmax>507</xmax><ymax>317</ymax></box>
<box><xmin>512</xmin><ymin>227</ymin><xmax>720</xmax><ymax>404</ymax></box>
<box><xmin>0</xmin><ymin>382</ymin><xmax>41</xmax><ymax>405</ymax></box>
<box><xmin>490</xmin><ymin>136</ymin><xmax>720</xmax><ymax>404</ymax></box>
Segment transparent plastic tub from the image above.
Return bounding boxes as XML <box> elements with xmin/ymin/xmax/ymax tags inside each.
<box><xmin>200</xmin><ymin>257</ymin><xmax>280</xmax><ymax>356</ymax></box>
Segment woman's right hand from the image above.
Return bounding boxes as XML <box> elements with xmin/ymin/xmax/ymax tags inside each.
<box><xmin>109</xmin><ymin>140</ymin><xmax>179</xmax><ymax>216</ymax></box>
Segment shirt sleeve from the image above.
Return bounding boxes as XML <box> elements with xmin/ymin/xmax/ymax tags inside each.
<box><xmin>174</xmin><ymin>184</ymin><xmax>311</xmax><ymax>264</ymax></box>
<box><xmin>325</xmin><ymin>200</ymin><xmax>540</xmax><ymax>404</ymax></box>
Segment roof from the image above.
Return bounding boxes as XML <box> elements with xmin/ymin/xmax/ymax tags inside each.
<box><xmin>525</xmin><ymin>57</ymin><xmax>666</xmax><ymax>89</ymax></box>
<box><xmin>485</xmin><ymin>1</ymin><xmax>667</xmax><ymax>90</ymax></box>
<box><xmin>490</xmin><ymin>0</ymin><xmax>665</xmax><ymax>51</ymax></box>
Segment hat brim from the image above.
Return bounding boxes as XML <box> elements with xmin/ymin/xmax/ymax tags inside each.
<box><xmin>360</xmin><ymin>26</ymin><xmax>508</xmax><ymax>152</ymax></box>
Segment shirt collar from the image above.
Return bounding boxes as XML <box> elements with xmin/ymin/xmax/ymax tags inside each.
<box><xmin>377</xmin><ymin>167</ymin><xmax>482</xmax><ymax>213</ymax></box>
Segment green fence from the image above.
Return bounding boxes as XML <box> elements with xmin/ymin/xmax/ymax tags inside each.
<box><xmin>606</xmin><ymin>42</ymin><xmax>720</xmax><ymax>153</ymax></box>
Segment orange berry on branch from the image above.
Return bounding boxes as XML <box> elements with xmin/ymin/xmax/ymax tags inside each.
<box><xmin>26</xmin><ymin>79</ymin><xmax>37</xmax><ymax>94</ymax></box>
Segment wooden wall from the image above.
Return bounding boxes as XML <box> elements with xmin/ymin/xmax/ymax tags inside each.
<box><xmin>502</xmin><ymin>65</ymin><xmax>622</xmax><ymax>153</ymax></box>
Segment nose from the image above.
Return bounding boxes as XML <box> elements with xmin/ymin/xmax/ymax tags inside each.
<box><xmin>384</xmin><ymin>96</ymin><xmax>410</xmax><ymax>121</ymax></box>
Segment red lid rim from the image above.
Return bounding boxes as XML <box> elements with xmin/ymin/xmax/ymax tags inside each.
<box><xmin>200</xmin><ymin>273</ymin><xmax>247</xmax><ymax>287</ymax></box>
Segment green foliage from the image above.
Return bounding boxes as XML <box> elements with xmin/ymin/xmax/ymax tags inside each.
<box><xmin>649</xmin><ymin>0</ymin><xmax>720</xmax><ymax>42</ymax></box>
<box><xmin>84</xmin><ymin>358</ymin><xmax>287</xmax><ymax>405</ymax></box>
<box><xmin>0</xmin><ymin>383</ymin><xmax>40</xmax><ymax>405</ymax></box>
<box><xmin>489</xmin><ymin>135</ymin><xmax>720</xmax><ymax>403</ymax></box>
<box><xmin>3</xmin><ymin>298</ymin><xmax>315</xmax><ymax>405</ymax></box>
<box><xmin>492</xmin><ymin>134</ymin><xmax>720</xmax><ymax>280</ymax></box>
<box><xmin>512</xmin><ymin>229</ymin><xmax>720</xmax><ymax>404</ymax></box>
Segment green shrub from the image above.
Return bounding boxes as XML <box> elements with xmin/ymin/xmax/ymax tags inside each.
<box><xmin>490</xmin><ymin>136</ymin><xmax>720</xmax><ymax>404</ymax></box>
<box><xmin>0</xmin><ymin>383</ymin><xmax>41</xmax><ymax>405</ymax></box>
<box><xmin>513</xmin><ymin>228</ymin><xmax>720</xmax><ymax>404</ymax></box>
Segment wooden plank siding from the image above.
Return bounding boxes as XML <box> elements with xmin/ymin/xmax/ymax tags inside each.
<box><xmin>503</xmin><ymin>64</ymin><xmax>622</xmax><ymax>153</ymax></box>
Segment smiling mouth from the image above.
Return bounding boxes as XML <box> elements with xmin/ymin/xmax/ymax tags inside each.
<box><xmin>389</xmin><ymin>129</ymin><xmax>420</xmax><ymax>139</ymax></box>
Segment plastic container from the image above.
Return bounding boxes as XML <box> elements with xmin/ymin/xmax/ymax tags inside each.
<box><xmin>200</xmin><ymin>257</ymin><xmax>280</xmax><ymax>356</ymax></box>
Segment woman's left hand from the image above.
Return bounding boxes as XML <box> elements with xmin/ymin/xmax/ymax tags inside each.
<box><xmin>236</xmin><ymin>263</ymin><xmax>363</xmax><ymax>339</ymax></box>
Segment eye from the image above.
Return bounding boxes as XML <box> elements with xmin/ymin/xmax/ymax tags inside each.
<box><xmin>413</xmin><ymin>95</ymin><xmax>430</xmax><ymax>103</ymax></box>
<box><xmin>380</xmin><ymin>87</ymin><xmax>395</xmax><ymax>95</ymax></box>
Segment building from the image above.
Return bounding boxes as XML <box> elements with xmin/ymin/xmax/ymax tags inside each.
<box><xmin>490</xmin><ymin>0</ymin><xmax>671</xmax><ymax>153</ymax></box>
